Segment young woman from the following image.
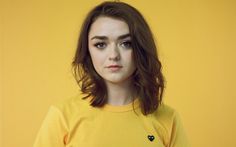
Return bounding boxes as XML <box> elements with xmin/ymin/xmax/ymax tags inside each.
<box><xmin>34</xmin><ymin>1</ymin><xmax>190</xmax><ymax>147</ymax></box>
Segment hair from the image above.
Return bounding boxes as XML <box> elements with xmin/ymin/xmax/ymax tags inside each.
<box><xmin>72</xmin><ymin>1</ymin><xmax>165</xmax><ymax>115</ymax></box>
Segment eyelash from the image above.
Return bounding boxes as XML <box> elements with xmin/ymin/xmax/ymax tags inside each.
<box><xmin>94</xmin><ymin>42</ymin><xmax>106</xmax><ymax>49</ymax></box>
<box><xmin>93</xmin><ymin>41</ymin><xmax>132</xmax><ymax>49</ymax></box>
<box><xmin>121</xmin><ymin>41</ymin><xmax>132</xmax><ymax>48</ymax></box>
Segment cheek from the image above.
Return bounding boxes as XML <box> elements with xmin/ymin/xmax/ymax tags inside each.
<box><xmin>89</xmin><ymin>50</ymin><xmax>106</xmax><ymax>69</ymax></box>
<box><xmin>125</xmin><ymin>51</ymin><xmax>135</xmax><ymax>65</ymax></box>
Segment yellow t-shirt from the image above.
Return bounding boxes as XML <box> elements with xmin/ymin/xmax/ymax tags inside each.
<box><xmin>33</xmin><ymin>94</ymin><xmax>190</xmax><ymax>147</ymax></box>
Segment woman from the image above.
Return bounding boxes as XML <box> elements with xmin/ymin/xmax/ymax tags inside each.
<box><xmin>34</xmin><ymin>1</ymin><xmax>190</xmax><ymax>147</ymax></box>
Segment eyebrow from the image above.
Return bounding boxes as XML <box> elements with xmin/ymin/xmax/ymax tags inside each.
<box><xmin>91</xmin><ymin>33</ymin><xmax>131</xmax><ymax>40</ymax></box>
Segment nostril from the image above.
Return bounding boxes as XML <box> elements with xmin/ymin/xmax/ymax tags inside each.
<box><xmin>109</xmin><ymin>55</ymin><xmax>120</xmax><ymax>61</ymax></box>
<box><xmin>109</xmin><ymin>49</ymin><xmax>120</xmax><ymax>61</ymax></box>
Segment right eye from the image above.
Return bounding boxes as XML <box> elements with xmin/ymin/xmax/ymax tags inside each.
<box><xmin>93</xmin><ymin>42</ymin><xmax>107</xmax><ymax>49</ymax></box>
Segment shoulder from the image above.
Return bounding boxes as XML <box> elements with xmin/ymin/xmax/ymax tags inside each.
<box><xmin>151</xmin><ymin>103</ymin><xmax>181</xmax><ymax>135</ymax></box>
<box><xmin>54</xmin><ymin>93</ymin><xmax>88</xmax><ymax>109</ymax></box>
<box><xmin>50</xmin><ymin>93</ymin><xmax>92</xmax><ymax>120</ymax></box>
<box><xmin>153</xmin><ymin>103</ymin><xmax>179</xmax><ymax>121</ymax></box>
<box><xmin>154</xmin><ymin>104</ymin><xmax>190</xmax><ymax>146</ymax></box>
<box><xmin>155</xmin><ymin>103</ymin><xmax>184</xmax><ymax>129</ymax></box>
<box><xmin>151</xmin><ymin>103</ymin><xmax>189</xmax><ymax>146</ymax></box>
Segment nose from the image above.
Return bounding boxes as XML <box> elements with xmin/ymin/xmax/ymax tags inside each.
<box><xmin>109</xmin><ymin>44</ymin><xmax>120</xmax><ymax>61</ymax></box>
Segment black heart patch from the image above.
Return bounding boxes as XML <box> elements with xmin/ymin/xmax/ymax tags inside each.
<box><xmin>148</xmin><ymin>135</ymin><xmax>155</xmax><ymax>141</ymax></box>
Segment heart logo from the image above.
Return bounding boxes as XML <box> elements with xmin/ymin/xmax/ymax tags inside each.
<box><xmin>147</xmin><ymin>135</ymin><xmax>155</xmax><ymax>141</ymax></box>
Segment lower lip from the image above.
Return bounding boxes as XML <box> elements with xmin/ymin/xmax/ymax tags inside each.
<box><xmin>108</xmin><ymin>67</ymin><xmax>122</xmax><ymax>72</ymax></box>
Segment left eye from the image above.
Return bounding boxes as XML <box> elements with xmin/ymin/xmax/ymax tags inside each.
<box><xmin>120</xmin><ymin>41</ymin><xmax>132</xmax><ymax>48</ymax></box>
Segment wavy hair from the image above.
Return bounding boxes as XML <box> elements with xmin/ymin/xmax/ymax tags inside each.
<box><xmin>72</xmin><ymin>1</ymin><xmax>165</xmax><ymax>115</ymax></box>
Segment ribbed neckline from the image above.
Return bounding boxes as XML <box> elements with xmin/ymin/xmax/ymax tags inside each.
<box><xmin>85</xmin><ymin>96</ymin><xmax>140</xmax><ymax>112</ymax></box>
<box><xmin>102</xmin><ymin>98</ymin><xmax>140</xmax><ymax>112</ymax></box>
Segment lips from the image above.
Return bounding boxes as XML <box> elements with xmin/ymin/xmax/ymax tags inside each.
<box><xmin>107</xmin><ymin>65</ymin><xmax>122</xmax><ymax>68</ymax></box>
<box><xmin>106</xmin><ymin>65</ymin><xmax>123</xmax><ymax>71</ymax></box>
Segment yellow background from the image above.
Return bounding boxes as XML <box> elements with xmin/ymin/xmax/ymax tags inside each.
<box><xmin>1</xmin><ymin>0</ymin><xmax>236</xmax><ymax>146</ymax></box>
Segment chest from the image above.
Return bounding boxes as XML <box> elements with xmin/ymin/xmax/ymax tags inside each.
<box><xmin>65</xmin><ymin>112</ymin><xmax>167</xmax><ymax>147</ymax></box>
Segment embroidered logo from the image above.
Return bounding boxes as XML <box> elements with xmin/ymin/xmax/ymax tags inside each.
<box><xmin>147</xmin><ymin>135</ymin><xmax>155</xmax><ymax>141</ymax></box>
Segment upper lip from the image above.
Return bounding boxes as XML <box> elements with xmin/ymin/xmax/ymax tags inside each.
<box><xmin>107</xmin><ymin>65</ymin><xmax>123</xmax><ymax>68</ymax></box>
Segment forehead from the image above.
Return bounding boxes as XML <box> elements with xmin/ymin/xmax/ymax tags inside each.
<box><xmin>88</xmin><ymin>16</ymin><xmax>130</xmax><ymax>40</ymax></box>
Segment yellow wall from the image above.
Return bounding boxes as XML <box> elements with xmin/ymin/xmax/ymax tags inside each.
<box><xmin>1</xmin><ymin>0</ymin><xmax>236</xmax><ymax>146</ymax></box>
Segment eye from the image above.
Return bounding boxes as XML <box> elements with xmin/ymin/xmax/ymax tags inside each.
<box><xmin>120</xmin><ymin>40</ymin><xmax>132</xmax><ymax>49</ymax></box>
<box><xmin>93</xmin><ymin>42</ymin><xmax>107</xmax><ymax>49</ymax></box>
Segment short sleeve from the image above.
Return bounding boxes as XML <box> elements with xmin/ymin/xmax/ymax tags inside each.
<box><xmin>33</xmin><ymin>106</ymin><xmax>69</xmax><ymax>147</ymax></box>
<box><xmin>168</xmin><ymin>111</ymin><xmax>191</xmax><ymax>147</ymax></box>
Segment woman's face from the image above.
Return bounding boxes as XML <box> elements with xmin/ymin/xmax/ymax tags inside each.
<box><xmin>88</xmin><ymin>16</ymin><xmax>136</xmax><ymax>85</ymax></box>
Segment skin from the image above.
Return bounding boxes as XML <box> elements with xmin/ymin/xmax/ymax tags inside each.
<box><xmin>88</xmin><ymin>16</ymin><xmax>136</xmax><ymax>106</ymax></box>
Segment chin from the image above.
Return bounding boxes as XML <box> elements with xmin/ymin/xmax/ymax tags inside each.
<box><xmin>105</xmin><ymin>77</ymin><xmax>132</xmax><ymax>84</ymax></box>
<box><xmin>106</xmin><ymin>79</ymin><xmax>124</xmax><ymax>84</ymax></box>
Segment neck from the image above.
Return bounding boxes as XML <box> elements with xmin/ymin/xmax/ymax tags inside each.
<box><xmin>106</xmin><ymin>80</ymin><xmax>135</xmax><ymax>106</ymax></box>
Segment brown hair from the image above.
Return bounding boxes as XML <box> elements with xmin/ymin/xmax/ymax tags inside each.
<box><xmin>72</xmin><ymin>1</ymin><xmax>165</xmax><ymax>115</ymax></box>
